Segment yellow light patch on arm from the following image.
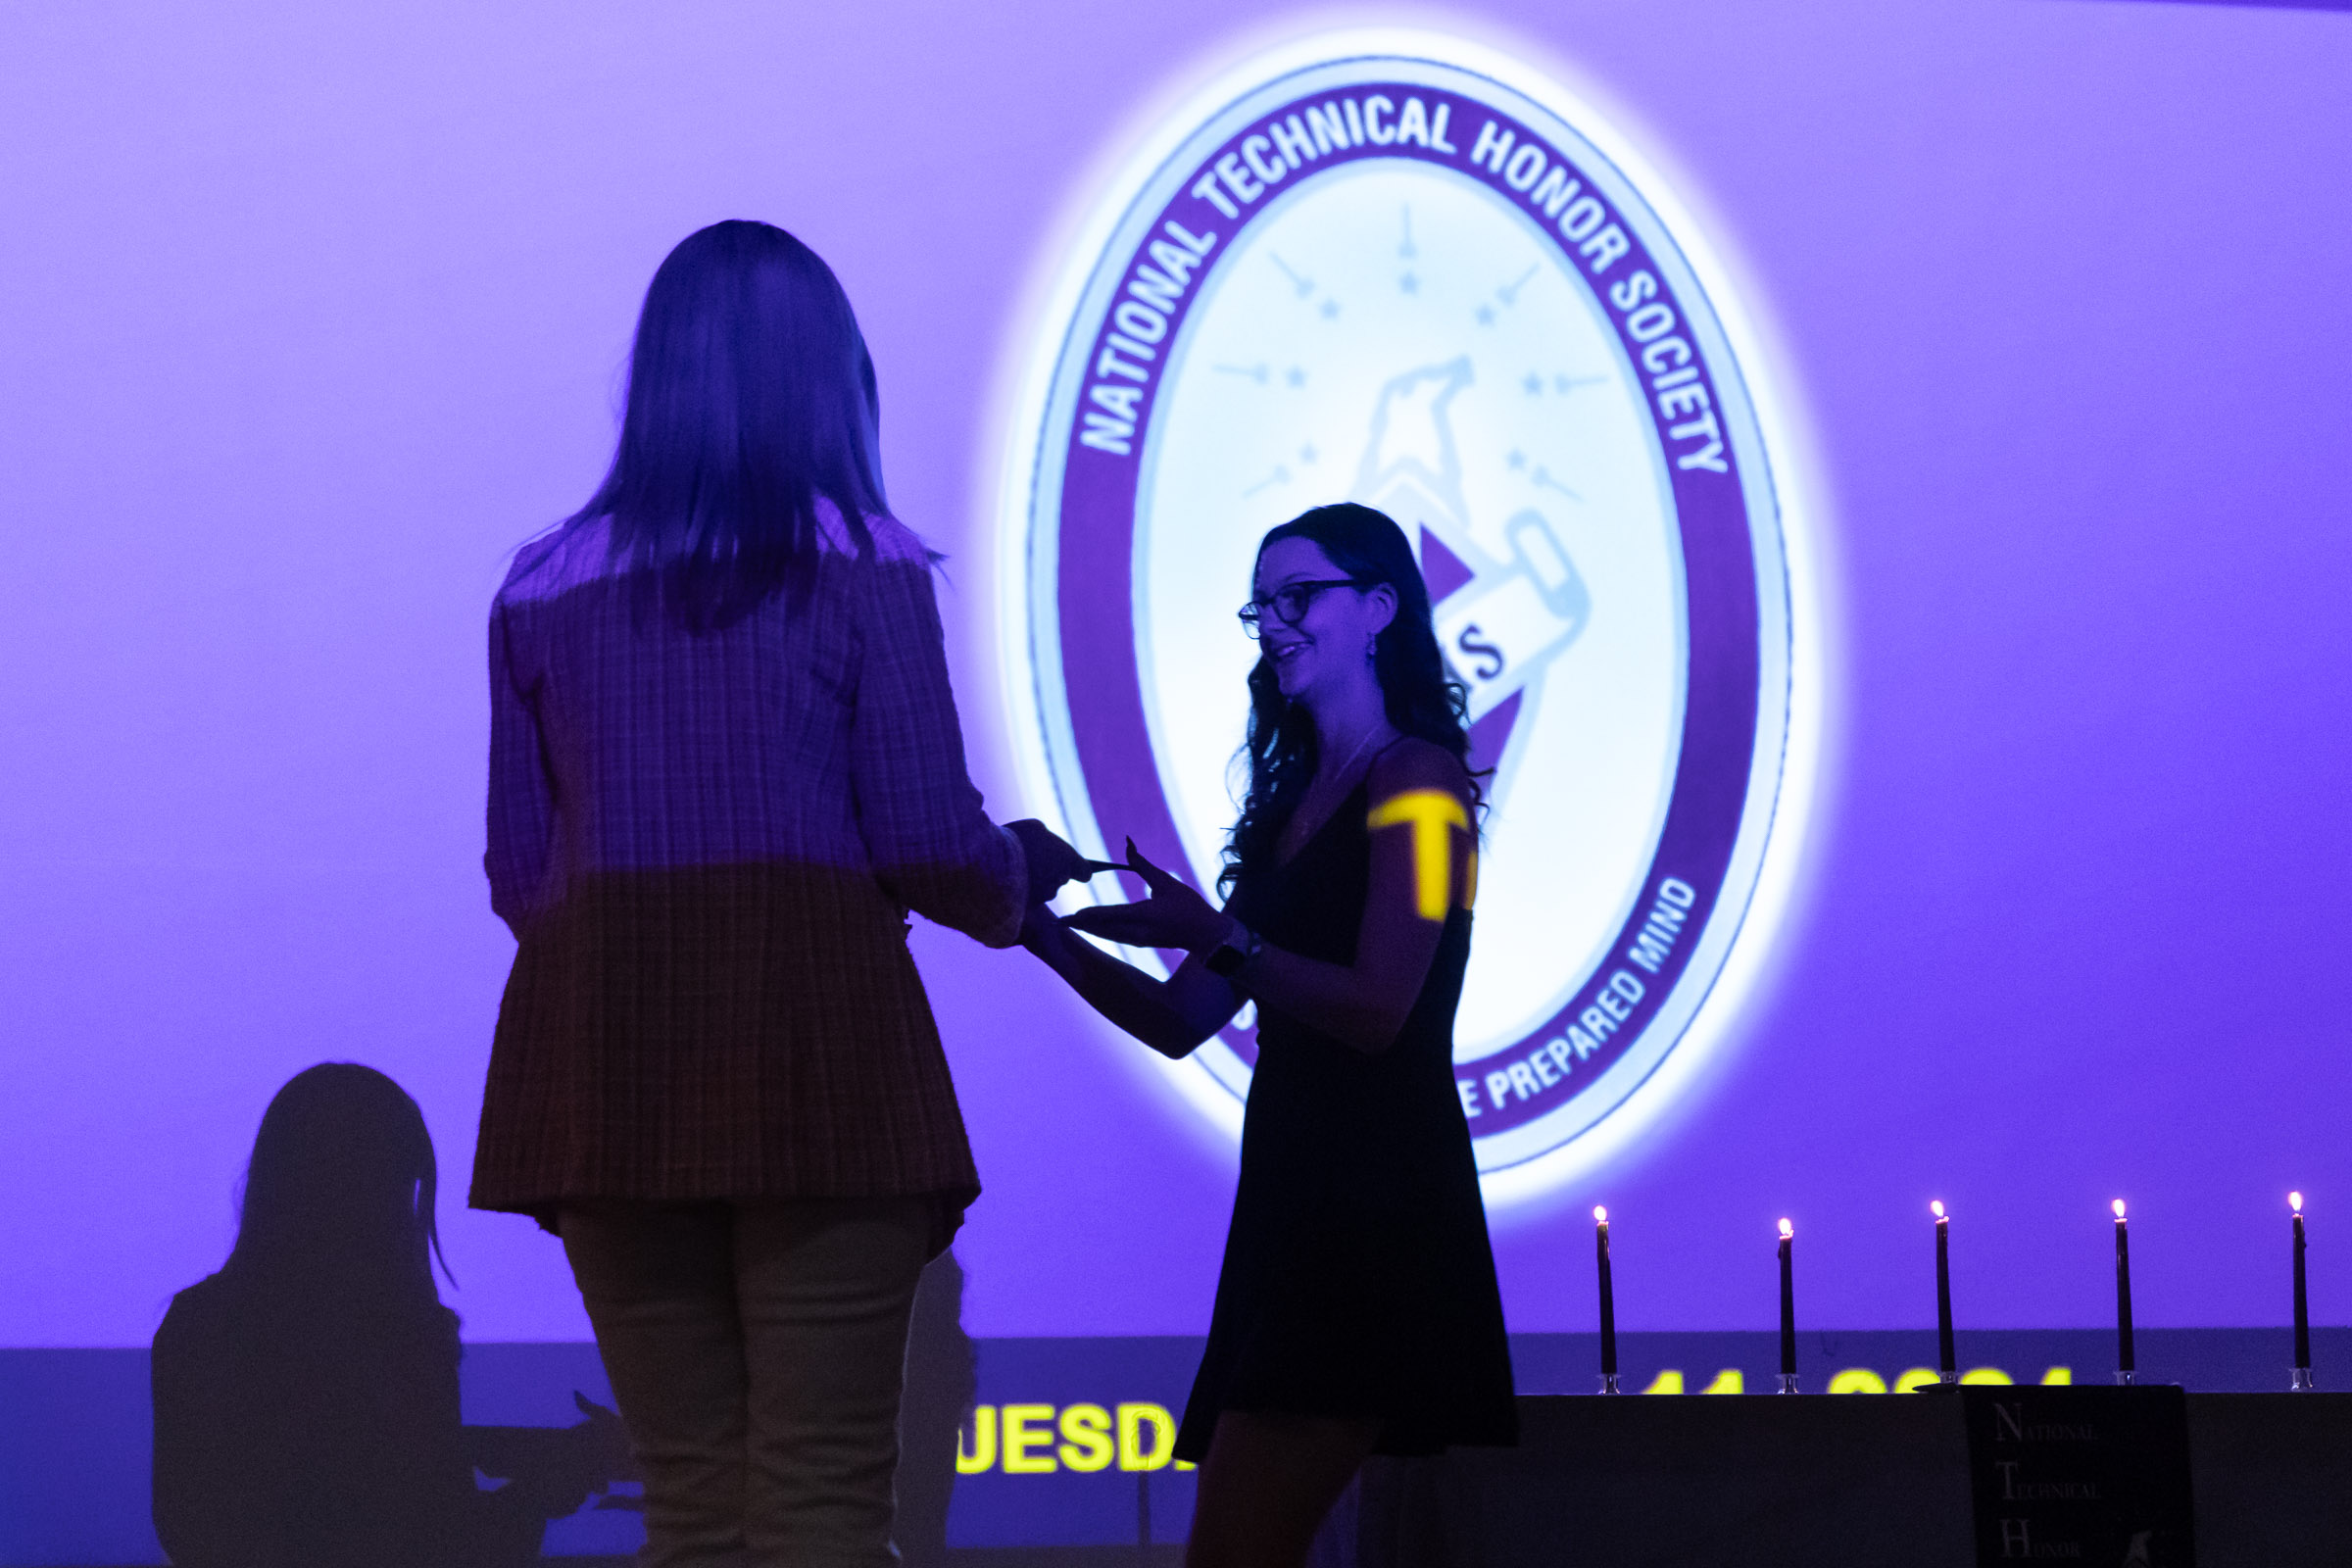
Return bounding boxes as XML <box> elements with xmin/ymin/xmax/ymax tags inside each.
<box><xmin>1367</xmin><ymin>788</ymin><xmax>1469</xmax><ymax>920</ymax></box>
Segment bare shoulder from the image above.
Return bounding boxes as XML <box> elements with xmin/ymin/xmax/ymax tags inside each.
<box><xmin>1367</xmin><ymin>735</ymin><xmax>1472</xmax><ymax>807</ymax></box>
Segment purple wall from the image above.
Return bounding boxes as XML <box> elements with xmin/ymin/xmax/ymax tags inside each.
<box><xmin>2</xmin><ymin>0</ymin><xmax>2347</xmax><ymax>1349</ymax></box>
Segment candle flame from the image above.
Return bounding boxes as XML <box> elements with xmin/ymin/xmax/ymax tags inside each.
<box><xmin>2290</xmin><ymin>1192</ymin><xmax>2303</xmax><ymax>1214</ymax></box>
<box><xmin>1593</xmin><ymin>1205</ymin><xmax>1608</xmax><ymax>1224</ymax></box>
<box><xmin>1778</xmin><ymin>1217</ymin><xmax>1794</xmax><ymax>1239</ymax></box>
<box><xmin>2112</xmin><ymin>1199</ymin><xmax>2127</xmax><ymax>1220</ymax></box>
<box><xmin>1931</xmin><ymin>1200</ymin><xmax>1946</xmax><ymax>1219</ymax></box>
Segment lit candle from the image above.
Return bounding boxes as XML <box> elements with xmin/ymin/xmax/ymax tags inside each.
<box><xmin>1595</xmin><ymin>1205</ymin><xmax>1619</xmax><ymax>1393</ymax></box>
<box><xmin>2291</xmin><ymin>1193</ymin><xmax>2311</xmax><ymax>1390</ymax></box>
<box><xmin>1778</xmin><ymin>1218</ymin><xmax>1797</xmax><ymax>1392</ymax></box>
<box><xmin>1933</xmin><ymin>1200</ymin><xmax>1955</xmax><ymax>1382</ymax></box>
<box><xmin>2113</xmin><ymin>1200</ymin><xmax>2135</xmax><ymax>1385</ymax></box>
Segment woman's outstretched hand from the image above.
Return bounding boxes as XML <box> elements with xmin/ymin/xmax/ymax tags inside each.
<box><xmin>1060</xmin><ymin>838</ymin><xmax>1233</xmax><ymax>954</ymax></box>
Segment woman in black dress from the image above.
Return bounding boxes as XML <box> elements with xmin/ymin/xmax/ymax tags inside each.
<box><xmin>1022</xmin><ymin>502</ymin><xmax>1515</xmax><ymax>1568</ymax></box>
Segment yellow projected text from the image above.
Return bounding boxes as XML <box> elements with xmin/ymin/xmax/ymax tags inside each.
<box><xmin>1367</xmin><ymin>789</ymin><xmax>1469</xmax><ymax>920</ymax></box>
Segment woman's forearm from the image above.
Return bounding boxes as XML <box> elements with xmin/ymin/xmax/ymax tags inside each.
<box><xmin>1236</xmin><ymin>945</ymin><xmax>1420</xmax><ymax>1054</ymax></box>
<box><xmin>1033</xmin><ymin>926</ymin><xmax>1214</xmax><ymax>1058</ymax></box>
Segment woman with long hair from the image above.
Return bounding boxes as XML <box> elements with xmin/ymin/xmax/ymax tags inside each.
<box><xmin>1022</xmin><ymin>503</ymin><xmax>1516</xmax><ymax>1567</ymax></box>
<box><xmin>468</xmin><ymin>220</ymin><xmax>1090</xmax><ymax>1565</ymax></box>
<box><xmin>151</xmin><ymin>1063</ymin><xmax>610</xmax><ymax>1567</ymax></box>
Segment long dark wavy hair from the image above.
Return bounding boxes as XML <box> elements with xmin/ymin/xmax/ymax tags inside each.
<box><xmin>570</xmin><ymin>220</ymin><xmax>889</xmax><ymax>629</ymax></box>
<box><xmin>1222</xmin><ymin>503</ymin><xmax>1479</xmax><ymax>893</ymax></box>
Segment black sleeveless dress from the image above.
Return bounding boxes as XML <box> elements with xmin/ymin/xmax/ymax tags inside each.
<box><xmin>1174</xmin><ymin>778</ymin><xmax>1517</xmax><ymax>1461</ymax></box>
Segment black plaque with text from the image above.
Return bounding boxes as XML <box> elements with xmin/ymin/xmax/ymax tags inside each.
<box><xmin>1961</xmin><ymin>1384</ymin><xmax>2194</xmax><ymax>1565</ymax></box>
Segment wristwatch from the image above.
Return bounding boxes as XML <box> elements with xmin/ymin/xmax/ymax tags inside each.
<box><xmin>1204</xmin><ymin>923</ymin><xmax>1259</xmax><ymax>979</ymax></box>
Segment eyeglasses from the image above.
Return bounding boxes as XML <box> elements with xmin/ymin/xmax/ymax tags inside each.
<box><xmin>1237</xmin><ymin>578</ymin><xmax>1368</xmax><ymax>639</ymax></box>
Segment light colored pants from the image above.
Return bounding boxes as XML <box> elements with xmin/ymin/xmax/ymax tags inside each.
<box><xmin>561</xmin><ymin>1198</ymin><xmax>935</xmax><ymax>1568</ymax></box>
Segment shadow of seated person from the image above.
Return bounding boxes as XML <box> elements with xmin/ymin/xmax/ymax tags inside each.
<box><xmin>151</xmin><ymin>1062</ymin><xmax>632</xmax><ymax>1568</ymax></box>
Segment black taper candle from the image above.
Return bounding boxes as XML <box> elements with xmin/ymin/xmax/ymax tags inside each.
<box><xmin>1594</xmin><ymin>1206</ymin><xmax>1618</xmax><ymax>1384</ymax></box>
<box><xmin>2292</xmin><ymin>1194</ymin><xmax>2310</xmax><ymax>1374</ymax></box>
<box><xmin>1933</xmin><ymin>1201</ymin><xmax>1955</xmax><ymax>1379</ymax></box>
<box><xmin>1778</xmin><ymin>1219</ymin><xmax>1796</xmax><ymax>1380</ymax></box>
<box><xmin>2113</xmin><ymin>1200</ymin><xmax>2135</xmax><ymax>1380</ymax></box>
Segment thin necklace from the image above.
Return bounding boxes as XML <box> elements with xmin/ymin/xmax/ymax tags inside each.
<box><xmin>1322</xmin><ymin>723</ymin><xmax>1392</xmax><ymax>790</ymax></box>
<box><xmin>1283</xmin><ymin>723</ymin><xmax>1392</xmax><ymax>860</ymax></box>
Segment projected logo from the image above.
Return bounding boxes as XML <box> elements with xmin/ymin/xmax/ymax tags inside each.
<box><xmin>1003</xmin><ymin>38</ymin><xmax>1804</xmax><ymax>1191</ymax></box>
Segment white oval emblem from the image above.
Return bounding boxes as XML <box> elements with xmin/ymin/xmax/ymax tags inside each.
<box><xmin>998</xmin><ymin>33</ymin><xmax>1819</xmax><ymax>1200</ymax></box>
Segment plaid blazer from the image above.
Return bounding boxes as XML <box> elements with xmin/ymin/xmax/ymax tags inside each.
<box><xmin>467</xmin><ymin>508</ymin><xmax>1023</xmax><ymax>1221</ymax></box>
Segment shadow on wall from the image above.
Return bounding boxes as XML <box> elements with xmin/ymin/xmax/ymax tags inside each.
<box><xmin>897</xmin><ymin>1248</ymin><xmax>978</xmax><ymax>1568</ymax></box>
<box><xmin>149</xmin><ymin>1063</ymin><xmax>632</xmax><ymax>1568</ymax></box>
